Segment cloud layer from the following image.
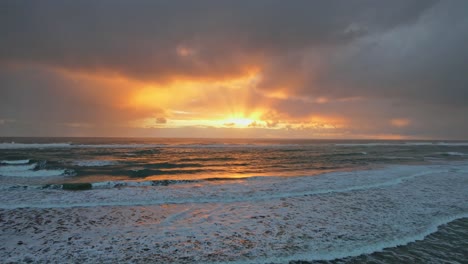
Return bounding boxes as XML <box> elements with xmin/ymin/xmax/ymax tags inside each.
<box><xmin>1</xmin><ymin>0</ymin><xmax>467</xmax><ymax>139</ymax></box>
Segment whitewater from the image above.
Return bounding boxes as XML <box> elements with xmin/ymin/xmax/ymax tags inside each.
<box><xmin>0</xmin><ymin>138</ymin><xmax>467</xmax><ymax>263</ymax></box>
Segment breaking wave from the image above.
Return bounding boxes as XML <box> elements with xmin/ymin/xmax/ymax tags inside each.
<box><xmin>0</xmin><ymin>159</ymin><xmax>30</xmax><ymax>165</ymax></box>
<box><xmin>0</xmin><ymin>160</ymin><xmax>74</xmax><ymax>177</ymax></box>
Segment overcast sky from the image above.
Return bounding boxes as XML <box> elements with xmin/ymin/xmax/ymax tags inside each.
<box><xmin>1</xmin><ymin>0</ymin><xmax>467</xmax><ymax>139</ymax></box>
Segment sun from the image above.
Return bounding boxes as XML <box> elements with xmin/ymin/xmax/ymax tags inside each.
<box><xmin>219</xmin><ymin>111</ymin><xmax>265</xmax><ymax>128</ymax></box>
<box><xmin>223</xmin><ymin>117</ymin><xmax>256</xmax><ymax>128</ymax></box>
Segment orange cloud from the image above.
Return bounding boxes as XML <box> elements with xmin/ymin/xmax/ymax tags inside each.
<box><xmin>2</xmin><ymin>56</ymin><xmax>425</xmax><ymax>139</ymax></box>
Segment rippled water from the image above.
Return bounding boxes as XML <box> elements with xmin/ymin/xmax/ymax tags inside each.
<box><xmin>1</xmin><ymin>138</ymin><xmax>467</xmax><ymax>186</ymax></box>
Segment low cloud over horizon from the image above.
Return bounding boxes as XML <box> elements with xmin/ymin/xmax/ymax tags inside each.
<box><xmin>1</xmin><ymin>0</ymin><xmax>468</xmax><ymax>139</ymax></box>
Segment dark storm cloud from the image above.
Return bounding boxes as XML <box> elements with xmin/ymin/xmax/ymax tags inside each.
<box><xmin>322</xmin><ymin>0</ymin><xmax>468</xmax><ymax>106</ymax></box>
<box><xmin>256</xmin><ymin>0</ymin><xmax>468</xmax><ymax>107</ymax></box>
<box><xmin>0</xmin><ymin>0</ymin><xmax>437</xmax><ymax>82</ymax></box>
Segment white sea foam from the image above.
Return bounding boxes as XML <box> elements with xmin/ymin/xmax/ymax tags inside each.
<box><xmin>91</xmin><ymin>180</ymin><xmax>154</xmax><ymax>189</ymax></box>
<box><xmin>0</xmin><ymin>164</ymin><xmax>457</xmax><ymax>208</ymax></box>
<box><xmin>0</xmin><ymin>169</ymin><xmax>70</xmax><ymax>177</ymax></box>
<box><xmin>0</xmin><ymin>162</ymin><xmax>71</xmax><ymax>177</ymax></box>
<box><xmin>0</xmin><ymin>163</ymin><xmax>37</xmax><ymax>173</ymax></box>
<box><xmin>236</xmin><ymin>213</ymin><xmax>468</xmax><ymax>264</ymax></box>
<box><xmin>443</xmin><ymin>152</ymin><xmax>465</xmax><ymax>156</ymax></box>
<box><xmin>0</xmin><ymin>163</ymin><xmax>467</xmax><ymax>263</ymax></box>
<box><xmin>0</xmin><ymin>159</ymin><xmax>30</xmax><ymax>165</ymax></box>
<box><xmin>72</xmin><ymin>160</ymin><xmax>118</xmax><ymax>167</ymax></box>
<box><xmin>436</xmin><ymin>142</ymin><xmax>468</xmax><ymax>146</ymax></box>
<box><xmin>0</xmin><ymin>162</ymin><xmax>468</xmax><ymax>263</ymax></box>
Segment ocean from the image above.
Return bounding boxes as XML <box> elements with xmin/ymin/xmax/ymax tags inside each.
<box><xmin>0</xmin><ymin>137</ymin><xmax>467</xmax><ymax>263</ymax></box>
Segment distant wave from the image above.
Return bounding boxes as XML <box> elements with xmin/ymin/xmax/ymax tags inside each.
<box><xmin>324</xmin><ymin>152</ymin><xmax>368</xmax><ymax>157</ymax></box>
<box><xmin>0</xmin><ymin>142</ymin><xmax>151</xmax><ymax>149</ymax></box>
<box><xmin>336</xmin><ymin>142</ymin><xmax>468</xmax><ymax>147</ymax></box>
<box><xmin>441</xmin><ymin>152</ymin><xmax>465</xmax><ymax>156</ymax></box>
<box><xmin>0</xmin><ymin>160</ymin><xmax>74</xmax><ymax>177</ymax></box>
<box><xmin>2</xmin><ymin>141</ymin><xmax>468</xmax><ymax>150</ymax></box>
<box><xmin>0</xmin><ymin>177</ymin><xmax>252</xmax><ymax>191</ymax></box>
<box><xmin>0</xmin><ymin>163</ymin><xmax>37</xmax><ymax>173</ymax></box>
<box><xmin>0</xmin><ymin>143</ymin><xmax>73</xmax><ymax>149</ymax></box>
<box><xmin>0</xmin><ymin>142</ymin><xmax>304</xmax><ymax>149</ymax></box>
<box><xmin>0</xmin><ymin>159</ymin><xmax>30</xmax><ymax>165</ymax></box>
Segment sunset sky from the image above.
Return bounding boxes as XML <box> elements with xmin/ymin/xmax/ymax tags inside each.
<box><xmin>1</xmin><ymin>0</ymin><xmax>467</xmax><ymax>139</ymax></box>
